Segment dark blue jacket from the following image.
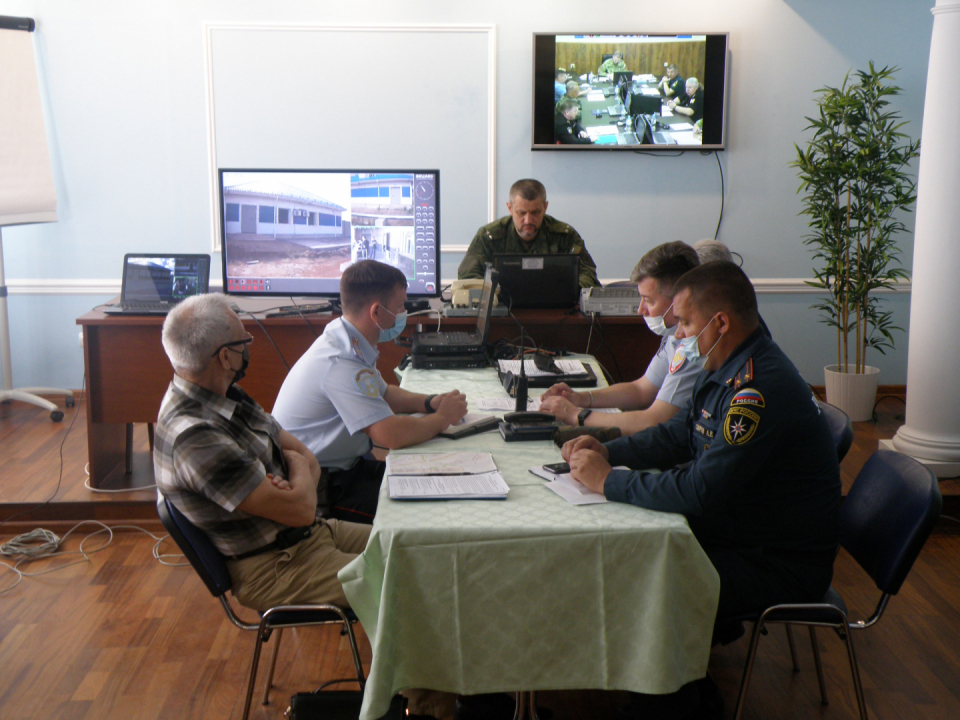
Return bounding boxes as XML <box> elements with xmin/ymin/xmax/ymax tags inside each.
<box><xmin>604</xmin><ymin>326</ymin><xmax>840</xmax><ymax>563</ymax></box>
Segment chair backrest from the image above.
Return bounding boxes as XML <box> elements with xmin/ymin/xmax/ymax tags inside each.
<box><xmin>841</xmin><ymin>449</ymin><xmax>942</xmax><ymax>595</ymax></box>
<box><xmin>158</xmin><ymin>494</ymin><xmax>234</xmax><ymax>599</ymax></box>
<box><xmin>818</xmin><ymin>400</ymin><xmax>854</xmax><ymax>462</ymax></box>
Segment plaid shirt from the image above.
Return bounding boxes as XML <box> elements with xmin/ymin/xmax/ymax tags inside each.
<box><xmin>154</xmin><ymin>375</ymin><xmax>289</xmax><ymax>557</ymax></box>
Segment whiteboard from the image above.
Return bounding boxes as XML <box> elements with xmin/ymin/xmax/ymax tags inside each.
<box><xmin>204</xmin><ymin>24</ymin><xmax>496</xmax><ymax>254</ymax></box>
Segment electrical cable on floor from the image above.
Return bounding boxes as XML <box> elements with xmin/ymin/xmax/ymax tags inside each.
<box><xmin>0</xmin><ymin>378</ymin><xmax>85</xmax><ymax>530</ymax></box>
<box><xmin>0</xmin><ymin>520</ymin><xmax>187</xmax><ymax>596</ymax></box>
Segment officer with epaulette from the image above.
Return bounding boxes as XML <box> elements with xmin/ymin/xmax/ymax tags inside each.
<box><xmin>457</xmin><ymin>178</ymin><xmax>601</xmax><ymax>288</ymax></box>
<box><xmin>560</xmin><ymin>261</ymin><xmax>841</xmax><ymax>718</ymax></box>
<box><xmin>272</xmin><ymin>260</ymin><xmax>468</xmax><ymax>524</ymax></box>
<box><xmin>554</xmin><ymin>79</ymin><xmax>583</xmax><ymax>117</ymax></box>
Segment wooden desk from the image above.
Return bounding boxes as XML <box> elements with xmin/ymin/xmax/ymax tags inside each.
<box><xmin>77</xmin><ymin>306</ymin><xmax>657</xmax><ymax>488</ymax></box>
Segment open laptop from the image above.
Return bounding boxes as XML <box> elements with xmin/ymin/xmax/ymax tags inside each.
<box><xmin>411</xmin><ymin>265</ymin><xmax>498</xmax><ymax>356</ymax></box>
<box><xmin>493</xmin><ymin>253</ymin><xmax>580</xmax><ymax>309</ymax></box>
<box><xmin>104</xmin><ymin>253</ymin><xmax>211</xmax><ymax>315</ymax></box>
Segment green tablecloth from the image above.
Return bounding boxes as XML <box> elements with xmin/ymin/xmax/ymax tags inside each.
<box><xmin>339</xmin><ymin>360</ymin><xmax>719</xmax><ymax>720</ymax></box>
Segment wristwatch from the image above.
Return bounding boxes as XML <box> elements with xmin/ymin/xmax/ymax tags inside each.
<box><xmin>577</xmin><ymin>408</ymin><xmax>593</xmax><ymax>426</ymax></box>
<box><xmin>424</xmin><ymin>394</ymin><xmax>437</xmax><ymax>413</ymax></box>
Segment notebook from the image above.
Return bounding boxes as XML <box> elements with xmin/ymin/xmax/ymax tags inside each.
<box><xmin>411</xmin><ymin>265</ymin><xmax>498</xmax><ymax>356</ymax></box>
<box><xmin>493</xmin><ymin>253</ymin><xmax>580</xmax><ymax>309</ymax></box>
<box><xmin>104</xmin><ymin>254</ymin><xmax>211</xmax><ymax>315</ymax></box>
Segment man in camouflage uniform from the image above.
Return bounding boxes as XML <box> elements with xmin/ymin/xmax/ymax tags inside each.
<box><xmin>598</xmin><ymin>51</ymin><xmax>627</xmax><ymax>76</ymax></box>
<box><xmin>458</xmin><ymin>179</ymin><xmax>601</xmax><ymax>288</ymax></box>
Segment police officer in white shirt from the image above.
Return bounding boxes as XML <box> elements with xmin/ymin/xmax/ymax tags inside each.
<box><xmin>272</xmin><ymin>260</ymin><xmax>467</xmax><ymax>523</ymax></box>
<box><xmin>540</xmin><ymin>242</ymin><xmax>701</xmax><ymax>433</ymax></box>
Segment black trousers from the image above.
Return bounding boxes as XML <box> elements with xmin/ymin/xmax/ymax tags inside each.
<box><xmin>328</xmin><ymin>457</ymin><xmax>386</xmax><ymax>525</ymax></box>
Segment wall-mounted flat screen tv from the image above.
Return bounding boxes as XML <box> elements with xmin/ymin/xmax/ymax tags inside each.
<box><xmin>219</xmin><ymin>169</ymin><xmax>440</xmax><ymax>298</ymax></box>
<box><xmin>533</xmin><ymin>33</ymin><xmax>729</xmax><ymax>151</ymax></box>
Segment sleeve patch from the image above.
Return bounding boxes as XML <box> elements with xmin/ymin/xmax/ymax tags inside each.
<box><xmin>723</xmin><ymin>407</ymin><xmax>760</xmax><ymax>445</ymax></box>
<box><xmin>730</xmin><ymin>388</ymin><xmax>765</xmax><ymax>408</ymax></box>
<box><xmin>669</xmin><ymin>347</ymin><xmax>687</xmax><ymax>373</ymax></box>
<box><xmin>355</xmin><ymin>369</ymin><xmax>379</xmax><ymax>397</ymax></box>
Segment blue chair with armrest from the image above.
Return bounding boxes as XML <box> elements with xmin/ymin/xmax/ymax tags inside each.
<box><xmin>725</xmin><ymin>449</ymin><xmax>941</xmax><ymax>720</ymax></box>
<box><xmin>157</xmin><ymin>495</ymin><xmax>365</xmax><ymax>720</ymax></box>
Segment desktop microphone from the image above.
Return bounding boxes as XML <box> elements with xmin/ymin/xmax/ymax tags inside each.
<box><xmin>515</xmin><ymin>330</ymin><xmax>528</xmax><ymax>413</ymax></box>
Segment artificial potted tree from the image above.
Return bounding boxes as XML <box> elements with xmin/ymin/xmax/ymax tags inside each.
<box><xmin>792</xmin><ymin>62</ymin><xmax>920</xmax><ymax>422</ymax></box>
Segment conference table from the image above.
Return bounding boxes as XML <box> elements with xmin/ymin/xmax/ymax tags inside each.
<box><xmin>338</xmin><ymin>359</ymin><xmax>721</xmax><ymax>720</ymax></box>
<box><xmin>76</xmin><ymin>303</ymin><xmax>659</xmax><ymax>489</ymax></box>
<box><xmin>575</xmin><ymin>75</ymin><xmax>701</xmax><ymax>146</ymax></box>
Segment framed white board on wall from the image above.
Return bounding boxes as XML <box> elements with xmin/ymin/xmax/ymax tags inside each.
<box><xmin>203</xmin><ymin>23</ymin><xmax>497</xmax><ymax>256</ymax></box>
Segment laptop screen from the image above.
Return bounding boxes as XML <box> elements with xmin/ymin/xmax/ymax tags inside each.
<box><xmin>122</xmin><ymin>254</ymin><xmax>210</xmax><ymax>303</ymax></box>
<box><xmin>474</xmin><ymin>265</ymin><xmax>498</xmax><ymax>344</ymax></box>
<box><xmin>492</xmin><ymin>253</ymin><xmax>580</xmax><ymax>309</ymax></box>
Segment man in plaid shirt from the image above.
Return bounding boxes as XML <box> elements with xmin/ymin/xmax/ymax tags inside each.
<box><xmin>154</xmin><ymin>293</ymin><xmax>371</xmax><ymax>612</ymax></box>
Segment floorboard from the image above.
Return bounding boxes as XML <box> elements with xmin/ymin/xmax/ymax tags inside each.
<box><xmin>2</xmin><ymin>392</ymin><xmax>959</xmax><ymax>719</ymax></box>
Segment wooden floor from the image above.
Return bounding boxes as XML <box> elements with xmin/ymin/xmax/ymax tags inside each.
<box><xmin>1</xmin><ymin>394</ymin><xmax>959</xmax><ymax>719</ymax></box>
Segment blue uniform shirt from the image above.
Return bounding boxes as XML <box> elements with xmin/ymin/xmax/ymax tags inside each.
<box><xmin>272</xmin><ymin>317</ymin><xmax>392</xmax><ymax>470</ymax></box>
<box><xmin>603</xmin><ymin>326</ymin><xmax>840</xmax><ymax>560</ymax></box>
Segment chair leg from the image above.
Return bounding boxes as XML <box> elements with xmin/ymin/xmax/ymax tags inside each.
<box><xmin>261</xmin><ymin>627</ymin><xmax>284</xmax><ymax>705</ymax></box>
<box><xmin>785</xmin><ymin>624</ymin><xmax>800</xmax><ymax>671</ymax></box>
<box><xmin>840</xmin><ymin>628</ymin><xmax>869</xmax><ymax>720</ymax></box>
<box><xmin>809</xmin><ymin>626</ymin><xmax>828</xmax><ymax>705</ymax></box>
<box><xmin>242</xmin><ymin>624</ymin><xmax>269</xmax><ymax>720</ymax></box>
<box><xmin>343</xmin><ymin>619</ymin><xmax>366</xmax><ymax>686</ymax></box>
<box><xmin>733</xmin><ymin>620</ymin><xmax>767</xmax><ymax>720</ymax></box>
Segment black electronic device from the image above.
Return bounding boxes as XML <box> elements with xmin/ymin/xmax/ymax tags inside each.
<box><xmin>532</xmin><ymin>33</ymin><xmax>729</xmax><ymax>150</ymax></box>
<box><xmin>499</xmin><ymin>412</ymin><xmax>560</xmax><ymax>442</ymax></box>
<box><xmin>410</xmin><ymin>352</ymin><xmax>487</xmax><ymax>370</ymax></box>
<box><xmin>411</xmin><ymin>265</ymin><xmax>498</xmax><ymax>356</ymax></box>
<box><xmin>104</xmin><ymin>253</ymin><xmax>211</xmax><ymax>315</ymax></box>
<box><xmin>492</xmin><ymin>253</ymin><xmax>580</xmax><ymax>309</ymax></box>
<box><xmin>532</xmin><ymin>353</ymin><xmax>562</xmax><ymax>374</ymax></box>
<box><xmin>515</xmin><ymin>331</ymin><xmax>529</xmax><ymax>412</ymax></box>
<box><xmin>542</xmin><ymin>462</ymin><xmax>571</xmax><ymax>474</ymax></box>
<box><xmin>500</xmin><ymin>362</ymin><xmax>598</xmax><ymax>392</ymax></box>
<box><xmin>219</xmin><ymin>169</ymin><xmax>440</xmax><ymax>299</ymax></box>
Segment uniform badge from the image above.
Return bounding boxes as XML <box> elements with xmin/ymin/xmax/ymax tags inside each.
<box><xmin>730</xmin><ymin>389</ymin><xmax>765</xmax><ymax>408</ymax></box>
<box><xmin>723</xmin><ymin>407</ymin><xmax>760</xmax><ymax>445</ymax></box>
<box><xmin>351</xmin><ymin>337</ymin><xmax>364</xmax><ymax>362</ymax></box>
<box><xmin>669</xmin><ymin>347</ymin><xmax>686</xmax><ymax>374</ymax></box>
<box><xmin>355</xmin><ymin>369</ymin><xmax>379</xmax><ymax>398</ymax></box>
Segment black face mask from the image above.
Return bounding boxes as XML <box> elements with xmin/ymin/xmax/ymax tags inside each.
<box><xmin>232</xmin><ymin>346</ymin><xmax>250</xmax><ymax>385</ymax></box>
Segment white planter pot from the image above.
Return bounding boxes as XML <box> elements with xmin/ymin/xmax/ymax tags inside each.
<box><xmin>824</xmin><ymin>365</ymin><xmax>880</xmax><ymax>422</ymax></box>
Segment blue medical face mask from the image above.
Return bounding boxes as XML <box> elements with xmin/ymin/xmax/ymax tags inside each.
<box><xmin>678</xmin><ymin>314</ymin><xmax>722</xmax><ymax>368</ymax></box>
<box><xmin>377</xmin><ymin>305</ymin><xmax>407</xmax><ymax>343</ymax></box>
<box><xmin>643</xmin><ymin>302</ymin><xmax>675</xmax><ymax>336</ymax></box>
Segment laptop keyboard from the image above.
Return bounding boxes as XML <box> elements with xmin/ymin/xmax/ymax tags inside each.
<box><xmin>122</xmin><ymin>301</ymin><xmax>174</xmax><ymax>312</ymax></box>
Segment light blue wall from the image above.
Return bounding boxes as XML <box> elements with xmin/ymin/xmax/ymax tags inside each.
<box><xmin>2</xmin><ymin>0</ymin><xmax>933</xmax><ymax>389</ymax></box>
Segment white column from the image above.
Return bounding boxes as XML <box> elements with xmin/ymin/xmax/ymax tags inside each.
<box><xmin>887</xmin><ymin>0</ymin><xmax>960</xmax><ymax>476</ymax></box>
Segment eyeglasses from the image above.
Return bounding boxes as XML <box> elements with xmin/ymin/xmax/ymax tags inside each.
<box><xmin>211</xmin><ymin>334</ymin><xmax>253</xmax><ymax>357</ymax></box>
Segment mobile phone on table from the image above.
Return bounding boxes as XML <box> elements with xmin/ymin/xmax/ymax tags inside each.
<box><xmin>542</xmin><ymin>462</ymin><xmax>570</xmax><ymax>475</ymax></box>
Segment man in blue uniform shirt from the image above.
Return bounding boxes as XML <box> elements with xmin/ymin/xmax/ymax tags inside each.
<box><xmin>272</xmin><ymin>260</ymin><xmax>468</xmax><ymax>524</ymax></box>
<box><xmin>563</xmin><ymin>261</ymin><xmax>841</xmax><ymax>718</ymax></box>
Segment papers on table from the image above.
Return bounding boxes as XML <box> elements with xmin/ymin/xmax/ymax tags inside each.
<box><xmin>388</xmin><ymin>472</ymin><xmax>509</xmax><ymax>500</ymax></box>
<box><xmin>477</xmin><ymin>396</ymin><xmax>620</xmax><ymax>414</ymax></box>
<box><xmin>497</xmin><ymin>358</ymin><xmax>587</xmax><ymax>377</ymax></box>
<box><xmin>386</xmin><ymin>452</ymin><xmax>508</xmax><ymax>500</ymax></box>
<box><xmin>528</xmin><ymin>466</ymin><xmax>608</xmax><ymax>505</ymax></box>
<box><xmin>585</xmin><ymin>91</ymin><xmax>605</xmax><ymax>102</ymax></box>
<box><xmin>477</xmin><ymin>397</ymin><xmax>540</xmax><ymax>411</ymax></box>
<box><xmin>668</xmin><ymin>129</ymin><xmax>701</xmax><ymax>145</ymax></box>
<box><xmin>387</xmin><ymin>451</ymin><xmax>497</xmax><ymax>475</ymax></box>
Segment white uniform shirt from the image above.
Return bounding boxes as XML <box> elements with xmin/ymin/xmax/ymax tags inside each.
<box><xmin>642</xmin><ymin>327</ymin><xmax>701</xmax><ymax>407</ymax></box>
<box><xmin>272</xmin><ymin>317</ymin><xmax>393</xmax><ymax>470</ymax></box>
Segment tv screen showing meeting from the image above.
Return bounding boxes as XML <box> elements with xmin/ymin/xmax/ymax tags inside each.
<box><xmin>219</xmin><ymin>169</ymin><xmax>441</xmax><ymax>298</ymax></box>
<box><xmin>533</xmin><ymin>33</ymin><xmax>729</xmax><ymax>151</ymax></box>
